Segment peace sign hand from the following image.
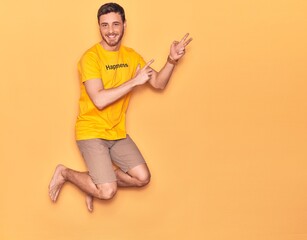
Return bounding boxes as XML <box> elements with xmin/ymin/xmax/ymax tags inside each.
<box><xmin>169</xmin><ymin>33</ymin><xmax>193</xmax><ymax>61</ymax></box>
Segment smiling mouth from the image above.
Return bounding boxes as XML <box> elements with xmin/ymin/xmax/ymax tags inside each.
<box><xmin>107</xmin><ymin>34</ymin><xmax>117</xmax><ymax>39</ymax></box>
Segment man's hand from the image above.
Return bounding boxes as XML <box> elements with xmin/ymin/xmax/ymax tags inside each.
<box><xmin>134</xmin><ymin>59</ymin><xmax>155</xmax><ymax>86</ymax></box>
<box><xmin>169</xmin><ymin>33</ymin><xmax>193</xmax><ymax>61</ymax></box>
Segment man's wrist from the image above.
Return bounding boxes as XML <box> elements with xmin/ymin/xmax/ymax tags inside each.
<box><xmin>167</xmin><ymin>55</ymin><xmax>178</xmax><ymax>65</ymax></box>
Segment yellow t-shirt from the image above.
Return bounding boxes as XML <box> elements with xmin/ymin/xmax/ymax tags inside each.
<box><xmin>75</xmin><ymin>43</ymin><xmax>146</xmax><ymax>140</ymax></box>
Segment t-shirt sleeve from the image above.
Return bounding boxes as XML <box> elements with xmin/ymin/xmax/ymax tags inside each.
<box><xmin>78</xmin><ymin>52</ymin><xmax>101</xmax><ymax>82</ymax></box>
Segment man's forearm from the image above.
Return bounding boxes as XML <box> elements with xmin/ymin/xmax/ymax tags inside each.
<box><xmin>149</xmin><ymin>33</ymin><xmax>192</xmax><ymax>90</ymax></box>
<box><xmin>87</xmin><ymin>60</ymin><xmax>154</xmax><ymax>110</ymax></box>
<box><xmin>149</xmin><ymin>60</ymin><xmax>176</xmax><ymax>90</ymax></box>
<box><xmin>92</xmin><ymin>80</ymin><xmax>138</xmax><ymax>110</ymax></box>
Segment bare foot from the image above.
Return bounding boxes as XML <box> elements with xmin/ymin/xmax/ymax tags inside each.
<box><xmin>86</xmin><ymin>195</ymin><xmax>94</xmax><ymax>212</ymax></box>
<box><xmin>49</xmin><ymin>164</ymin><xmax>66</xmax><ymax>202</ymax></box>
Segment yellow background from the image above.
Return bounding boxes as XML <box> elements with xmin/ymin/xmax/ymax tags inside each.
<box><xmin>1</xmin><ymin>0</ymin><xmax>307</xmax><ymax>239</ymax></box>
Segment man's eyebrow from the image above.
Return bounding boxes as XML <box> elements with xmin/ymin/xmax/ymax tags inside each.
<box><xmin>100</xmin><ymin>21</ymin><xmax>121</xmax><ymax>25</ymax></box>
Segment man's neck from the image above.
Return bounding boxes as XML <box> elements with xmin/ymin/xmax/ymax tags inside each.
<box><xmin>100</xmin><ymin>41</ymin><xmax>121</xmax><ymax>51</ymax></box>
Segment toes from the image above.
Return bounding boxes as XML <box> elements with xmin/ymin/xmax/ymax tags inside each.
<box><xmin>53</xmin><ymin>192</ymin><xmax>59</xmax><ymax>202</ymax></box>
<box><xmin>49</xmin><ymin>185</ymin><xmax>61</xmax><ymax>202</ymax></box>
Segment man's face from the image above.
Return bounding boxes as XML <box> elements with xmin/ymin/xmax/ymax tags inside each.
<box><xmin>99</xmin><ymin>12</ymin><xmax>126</xmax><ymax>50</ymax></box>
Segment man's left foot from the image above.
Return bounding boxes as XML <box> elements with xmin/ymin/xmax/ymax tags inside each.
<box><xmin>86</xmin><ymin>195</ymin><xmax>93</xmax><ymax>212</ymax></box>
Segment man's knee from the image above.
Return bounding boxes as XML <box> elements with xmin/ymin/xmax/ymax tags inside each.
<box><xmin>96</xmin><ymin>184</ymin><xmax>117</xmax><ymax>200</ymax></box>
<box><xmin>136</xmin><ymin>172</ymin><xmax>151</xmax><ymax>187</ymax></box>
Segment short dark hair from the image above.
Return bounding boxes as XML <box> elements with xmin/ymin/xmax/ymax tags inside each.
<box><xmin>97</xmin><ymin>3</ymin><xmax>126</xmax><ymax>23</ymax></box>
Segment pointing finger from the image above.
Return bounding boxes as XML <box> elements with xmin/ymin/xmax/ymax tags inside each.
<box><xmin>144</xmin><ymin>59</ymin><xmax>154</xmax><ymax>69</ymax></box>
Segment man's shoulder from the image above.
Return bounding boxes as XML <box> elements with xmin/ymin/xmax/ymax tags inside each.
<box><xmin>82</xmin><ymin>43</ymin><xmax>100</xmax><ymax>56</ymax></box>
<box><xmin>78</xmin><ymin>43</ymin><xmax>103</xmax><ymax>65</ymax></box>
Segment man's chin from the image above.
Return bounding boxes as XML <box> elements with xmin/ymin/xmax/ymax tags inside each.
<box><xmin>103</xmin><ymin>38</ymin><xmax>120</xmax><ymax>47</ymax></box>
<box><xmin>107</xmin><ymin>41</ymin><xmax>119</xmax><ymax>47</ymax></box>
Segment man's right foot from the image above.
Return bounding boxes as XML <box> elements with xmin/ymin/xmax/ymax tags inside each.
<box><xmin>48</xmin><ymin>164</ymin><xmax>66</xmax><ymax>202</ymax></box>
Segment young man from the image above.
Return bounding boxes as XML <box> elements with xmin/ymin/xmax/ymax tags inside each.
<box><xmin>49</xmin><ymin>2</ymin><xmax>192</xmax><ymax>212</ymax></box>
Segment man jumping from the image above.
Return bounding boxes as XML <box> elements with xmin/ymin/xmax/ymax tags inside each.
<box><xmin>49</xmin><ymin>2</ymin><xmax>192</xmax><ymax>212</ymax></box>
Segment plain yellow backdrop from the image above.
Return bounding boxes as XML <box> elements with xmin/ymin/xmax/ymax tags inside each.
<box><xmin>1</xmin><ymin>0</ymin><xmax>307</xmax><ymax>239</ymax></box>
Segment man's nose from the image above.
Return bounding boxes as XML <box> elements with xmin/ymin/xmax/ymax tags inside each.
<box><xmin>108</xmin><ymin>25</ymin><xmax>114</xmax><ymax>33</ymax></box>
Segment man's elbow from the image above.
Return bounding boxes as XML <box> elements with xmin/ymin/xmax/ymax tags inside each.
<box><xmin>157</xmin><ymin>83</ymin><xmax>167</xmax><ymax>90</ymax></box>
<box><xmin>92</xmin><ymin>98</ymin><xmax>106</xmax><ymax>110</ymax></box>
<box><xmin>151</xmin><ymin>82</ymin><xmax>166</xmax><ymax>90</ymax></box>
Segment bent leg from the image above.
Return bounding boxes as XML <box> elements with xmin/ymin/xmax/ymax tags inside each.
<box><xmin>77</xmin><ymin>139</ymin><xmax>118</xmax><ymax>211</ymax></box>
<box><xmin>84</xmin><ymin>163</ymin><xmax>151</xmax><ymax>210</ymax></box>
<box><xmin>62</xmin><ymin>167</ymin><xmax>117</xmax><ymax>199</ymax></box>
<box><xmin>110</xmin><ymin>135</ymin><xmax>151</xmax><ymax>187</ymax></box>
<box><xmin>49</xmin><ymin>164</ymin><xmax>117</xmax><ymax>211</ymax></box>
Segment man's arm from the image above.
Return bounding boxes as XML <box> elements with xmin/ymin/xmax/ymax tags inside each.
<box><xmin>149</xmin><ymin>33</ymin><xmax>193</xmax><ymax>90</ymax></box>
<box><xmin>85</xmin><ymin>60</ymin><xmax>154</xmax><ymax>110</ymax></box>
